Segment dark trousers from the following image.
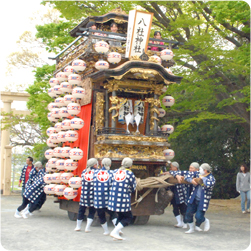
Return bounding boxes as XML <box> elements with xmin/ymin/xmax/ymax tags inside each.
<box><xmin>117</xmin><ymin>211</ymin><xmax>133</xmax><ymax>227</ymax></box>
<box><xmin>172</xmin><ymin>199</ymin><xmax>187</xmax><ymax>217</ymax></box>
<box><xmin>77</xmin><ymin>205</ymin><xmax>96</xmax><ymax>221</ymax></box>
<box><xmin>97</xmin><ymin>208</ymin><xmax>117</xmax><ymax>225</ymax></box>
<box><xmin>184</xmin><ymin>199</ymin><xmax>206</xmax><ymax>226</ymax></box>
<box><xmin>17</xmin><ymin>196</ymin><xmax>37</xmax><ymax>213</ymax></box>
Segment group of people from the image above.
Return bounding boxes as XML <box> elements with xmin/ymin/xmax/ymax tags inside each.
<box><xmin>14</xmin><ymin>155</ymin><xmax>250</xmax><ymax>239</ymax></box>
<box><xmin>86</xmin><ymin>21</ymin><xmax>164</xmax><ymax>51</ymax></box>
<box><xmin>162</xmin><ymin>161</ymin><xmax>216</xmax><ymax>234</ymax></box>
<box><xmin>74</xmin><ymin>157</ymin><xmax>136</xmax><ymax>240</ymax></box>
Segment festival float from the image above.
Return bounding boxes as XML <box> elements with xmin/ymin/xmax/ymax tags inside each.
<box><xmin>46</xmin><ymin>7</ymin><xmax>184</xmax><ymax>224</ymax></box>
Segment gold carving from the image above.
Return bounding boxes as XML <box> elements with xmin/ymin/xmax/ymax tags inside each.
<box><xmin>145</xmin><ymin>98</ymin><xmax>160</xmax><ymax>130</ymax></box>
<box><xmin>97</xmin><ymin>135</ymin><xmax>167</xmax><ymax>143</ymax></box>
<box><xmin>94</xmin><ymin>144</ymin><xmax>167</xmax><ymax>159</ymax></box>
<box><xmin>95</xmin><ymin>92</ymin><xmax>105</xmax><ymax>132</ymax></box>
<box><xmin>148</xmin><ymin>57</ymin><xmax>160</xmax><ymax>64</ymax></box>
<box><xmin>129</xmin><ymin>55</ymin><xmax>141</xmax><ymax>61</ymax></box>
<box><xmin>109</xmin><ymin>96</ymin><xmax>127</xmax><ymax>121</ymax></box>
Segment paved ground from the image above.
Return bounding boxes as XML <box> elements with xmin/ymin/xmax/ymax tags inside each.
<box><xmin>1</xmin><ymin>193</ymin><xmax>250</xmax><ymax>251</ymax></box>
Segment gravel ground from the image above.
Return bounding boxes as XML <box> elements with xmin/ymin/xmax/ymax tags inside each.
<box><xmin>1</xmin><ymin>193</ymin><xmax>250</xmax><ymax>251</ymax></box>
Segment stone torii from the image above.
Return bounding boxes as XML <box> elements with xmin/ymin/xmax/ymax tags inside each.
<box><xmin>0</xmin><ymin>91</ymin><xmax>31</xmax><ymax>195</ymax></box>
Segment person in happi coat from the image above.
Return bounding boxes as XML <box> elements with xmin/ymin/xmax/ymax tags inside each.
<box><xmin>93</xmin><ymin>158</ymin><xmax>118</xmax><ymax>235</ymax></box>
<box><xmin>14</xmin><ymin>161</ymin><xmax>46</xmax><ymax>218</ymax></box>
<box><xmin>74</xmin><ymin>158</ymin><xmax>98</xmax><ymax>232</ymax></box>
<box><xmin>167</xmin><ymin>162</ymin><xmax>187</xmax><ymax>228</ymax></box>
<box><xmin>19</xmin><ymin>157</ymin><xmax>34</xmax><ymax>195</ymax></box>
<box><xmin>169</xmin><ymin>162</ymin><xmax>200</xmax><ymax>230</ymax></box>
<box><xmin>108</xmin><ymin>157</ymin><xmax>136</xmax><ymax>240</ymax></box>
<box><xmin>183</xmin><ymin>163</ymin><xmax>216</xmax><ymax>234</ymax></box>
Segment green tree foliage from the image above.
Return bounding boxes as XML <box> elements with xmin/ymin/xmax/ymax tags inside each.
<box><xmin>171</xmin><ymin>120</ymin><xmax>250</xmax><ymax>199</ymax></box>
<box><xmin>26</xmin><ymin>64</ymin><xmax>55</xmax><ymax>133</ymax></box>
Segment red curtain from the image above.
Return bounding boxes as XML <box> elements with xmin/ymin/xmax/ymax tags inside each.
<box><xmin>62</xmin><ymin>102</ymin><xmax>92</xmax><ymax>202</ymax></box>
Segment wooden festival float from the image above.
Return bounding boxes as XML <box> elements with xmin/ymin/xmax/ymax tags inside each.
<box><xmin>44</xmin><ymin>8</ymin><xmax>184</xmax><ymax>224</ymax></box>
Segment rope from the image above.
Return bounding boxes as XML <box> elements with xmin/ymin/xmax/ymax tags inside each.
<box><xmin>132</xmin><ymin>174</ymin><xmax>175</xmax><ymax>207</ymax></box>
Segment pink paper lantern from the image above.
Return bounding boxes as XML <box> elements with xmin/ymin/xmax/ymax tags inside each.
<box><xmin>47</xmin><ymin>102</ymin><xmax>58</xmax><ymax>111</ymax></box>
<box><xmin>163</xmin><ymin>149</ymin><xmax>175</xmax><ymax>160</ymax></box>
<box><xmin>60</xmin><ymin>82</ymin><xmax>72</xmax><ymax>94</ymax></box>
<box><xmin>107</xmin><ymin>52</ymin><xmax>121</xmax><ymax>64</ymax></box>
<box><xmin>67</xmin><ymin>102</ymin><xmax>81</xmax><ymax>116</ymax></box>
<box><xmin>53</xmin><ymin>147</ymin><xmax>62</xmax><ymax>158</ymax></box>
<box><xmin>61</xmin><ymin>119</ymin><xmax>72</xmax><ymax>130</ymax></box>
<box><xmin>57</xmin><ymin>131</ymin><xmax>67</xmax><ymax>143</ymax></box>
<box><xmin>68</xmin><ymin>74</ymin><xmax>82</xmax><ymax>87</ymax></box>
<box><xmin>58</xmin><ymin>107</ymin><xmax>69</xmax><ymax>119</ymax></box>
<box><xmin>162</xmin><ymin>96</ymin><xmax>175</xmax><ymax>107</ymax></box>
<box><xmin>161</xmin><ymin>124</ymin><xmax>174</xmax><ymax>134</ymax></box>
<box><xmin>63</xmin><ymin>187</ymin><xmax>78</xmax><ymax>200</ymax></box>
<box><xmin>64</xmin><ymin>65</ymin><xmax>75</xmax><ymax>76</ymax></box>
<box><xmin>61</xmin><ymin>147</ymin><xmax>72</xmax><ymax>158</ymax></box>
<box><xmin>95</xmin><ymin>60</ymin><xmax>109</xmax><ymax>70</ymax></box>
<box><xmin>70</xmin><ymin>117</ymin><xmax>84</xmax><ymax>130</ymax></box>
<box><xmin>55</xmin><ymin>97</ymin><xmax>65</xmax><ymax>108</ymax></box>
<box><xmin>46</xmin><ymin>127</ymin><xmax>57</xmax><ymax>136</ymax></box>
<box><xmin>69</xmin><ymin>148</ymin><xmax>83</xmax><ymax>161</ymax></box>
<box><xmin>49</xmin><ymin>133</ymin><xmax>59</xmax><ymax>143</ymax></box>
<box><xmin>63</xmin><ymin>94</ymin><xmax>76</xmax><ymax>105</ymax></box>
<box><xmin>44</xmin><ymin>174</ymin><xmax>53</xmax><ymax>184</ymax></box>
<box><xmin>48</xmin><ymin>88</ymin><xmax>57</xmax><ymax>98</ymax></box>
<box><xmin>49</xmin><ymin>78</ymin><xmax>60</xmax><ymax>87</ymax></box>
<box><xmin>64</xmin><ymin>159</ymin><xmax>78</xmax><ymax>171</ymax></box>
<box><xmin>56</xmin><ymin>72</ymin><xmax>68</xmax><ymax>83</ymax></box>
<box><xmin>44</xmin><ymin>149</ymin><xmax>54</xmax><ymax>159</ymax></box>
<box><xmin>61</xmin><ymin>172</ymin><xmax>74</xmax><ymax>184</ymax></box>
<box><xmin>69</xmin><ymin>176</ymin><xmax>82</xmax><ymax>189</ymax></box>
<box><xmin>160</xmin><ymin>49</ymin><xmax>174</xmax><ymax>61</ymax></box>
<box><xmin>94</xmin><ymin>41</ymin><xmax>109</xmax><ymax>53</ymax></box>
<box><xmin>44</xmin><ymin>184</ymin><xmax>57</xmax><ymax>195</ymax></box>
<box><xmin>72</xmin><ymin>59</ymin><xmax>86</xmax><ymax>73</ymax></box>
<box><xmin>54</xmin><ymin>184</ymin><xmax>67</xmax><ymax>196</ymax></box>
<box><xmin>72</xmin><ymin>87</ymin><xmax>85</xmax><ymax>100</ymax></box>
<box><xmin>51</xmin><ymin>172</ymin><xmax>62</xmax><ymax>183</ymax></box>
<box><xmin>46</xmin><ymin>138</ymin><xmax>58</xmax><ymax>148</ymax></box>
<box><xmin>65</xmin><ymin>130</ymin><xmax>78</xmax><ymax>142</ymax></box>
<box><xmin>56</xmin><ymin>159</ymin><xmax>66</xmax><ymax>171</ymax></box>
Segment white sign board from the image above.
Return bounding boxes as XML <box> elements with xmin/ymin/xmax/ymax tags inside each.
<box><xmin>125</xmin><ymin>10</ymin><xmax>153</xmax><ymax>58</ymax></box>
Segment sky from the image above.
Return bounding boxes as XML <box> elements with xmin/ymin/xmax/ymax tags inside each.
<box><xmin>0</xmin><ymin>0</ymin><xmax>52</xmax><ymax>110</ymax></box>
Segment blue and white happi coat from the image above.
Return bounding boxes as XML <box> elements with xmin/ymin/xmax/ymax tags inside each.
<box><xmin>93</xmin><ymin>166</ymin><xmax>113</xmax><ymax>209</ymax></box>
<box><xmin>19</xmin><ymin>164</ymin><xmax>34</xmax><ymax>190</ymax></box>
<box><xmin>23</xmin><ymin>168</ymin><xmax>46</xmax><ymax>205</ymax></box>
<box><xmin>108</xmin><ymin>168</ymin><xmax>136</xmax><ymax>212</ymax></box>
<box><xmin>25</xmin><ymin>168</ymin><xmax>38</xmax><ymax>188</ymax></box>
<box><xmin>79</xmin><ymin>167</ymin><xmax>96</xmax><ymax>207</ymax></box>
<box><xmin>184</xmin><ymin>171</ymin><xmax>216</xmax><ymax>211</ymax></box>
<box><xmin>170</xmin><ymin>170</ymin><xmax>193</xmax><ymax>203</ymax></box>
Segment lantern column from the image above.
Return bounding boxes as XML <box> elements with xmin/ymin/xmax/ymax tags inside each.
<box><xmin>1</xmin><ymin>100</ymin><xmax>12</xmax><ymax>194</ymax></box>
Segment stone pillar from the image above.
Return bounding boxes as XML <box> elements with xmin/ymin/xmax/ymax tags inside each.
<box><xmin>1</xmin><ymin>100</ymin><xmax>12</xmax><ymax>194</ymax></box>
<box><xmin>3</xmin><ymin>145</ymin><xmax>13</xmax><ymax>195</ymax></box>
